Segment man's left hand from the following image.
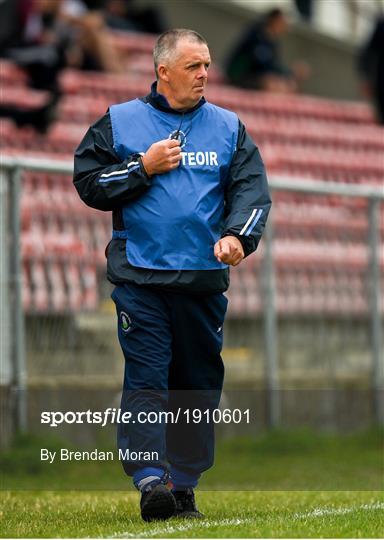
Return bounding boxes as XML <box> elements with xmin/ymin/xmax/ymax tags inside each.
<box><xmin>214</xmin><ymin>236</ymin><xmax>244</xmax><ymax>266</ymax></box>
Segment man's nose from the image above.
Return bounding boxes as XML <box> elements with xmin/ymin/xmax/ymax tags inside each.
<box><xmin>197</xmin><ymin>66</ymin><xmax>208</xmax><ymax>79</ymax></box>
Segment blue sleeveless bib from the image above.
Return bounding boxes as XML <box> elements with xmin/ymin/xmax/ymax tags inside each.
<box><xmin>109</xmin><ymin>99</ymin><xmax>238</xmax><ymax>270</ymax></box>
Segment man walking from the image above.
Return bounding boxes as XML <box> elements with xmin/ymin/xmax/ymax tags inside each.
<box><xmin>74</xmin><ymin>28</ymin><xmax>271</xmax><ymax>521</ymax></box>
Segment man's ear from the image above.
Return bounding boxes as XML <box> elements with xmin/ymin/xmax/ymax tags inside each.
<box><xmin>157</xmin><ymin>64</ymin><xmax>169</xmax><ymax>82</ymax></box>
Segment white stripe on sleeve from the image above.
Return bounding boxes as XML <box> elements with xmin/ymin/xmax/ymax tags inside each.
<box><xmin>100</xmin><ymin>161</ymin><xmax>139</xmax><ymax>178</ymax></box>
<box><xmin>239</xmin><ymin>209</ymin><xmax>257</xmax><ymax>236</ymax></box>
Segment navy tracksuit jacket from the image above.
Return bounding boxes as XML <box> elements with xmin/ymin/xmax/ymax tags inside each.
<box><xmin>73</xmin><ymin>82</ymin><xmax>271</xmax><ymax>480</ymax></box>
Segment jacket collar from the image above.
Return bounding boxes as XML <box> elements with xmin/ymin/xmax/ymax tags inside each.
<box><xmin>144</xmin><ymin>81</ymin><xmax>206</xmax><ymax>115</ymax></box>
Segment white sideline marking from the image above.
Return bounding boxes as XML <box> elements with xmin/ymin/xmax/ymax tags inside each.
<box><xmin>105</xmin><ymin>502</ymin><xmax>383</xmax><ymax>538</ymax></box>
<box><xmin>108</xmin><ymin>517</ymin><xmax>252</xmax><ymax>538</ymax></box>
<box><xmin>293</xmin><ymin>501</ymin><xmax>384</xmax><ymax>520</ymax></box>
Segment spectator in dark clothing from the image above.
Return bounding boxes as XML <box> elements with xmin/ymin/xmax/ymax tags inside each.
<box><xmin>104</xmin><ymin>0</ymin><xmax>166</xmax><ymax>34</ymax></box>
<box><xmin>293</xmin><ymin>0</ymin><xmax>313</xmax><ymax>22</ymax></box>
<box><xmin>0</xmin><ymin>0</ymin><xmax>24</xmax><ymax>51</ymax></box>
<box><xmin>357</xmin><ymin>15</ymin><xmax>384</xmax><ymax>125</ymax></box>
<box><xmin>226</xmin><ymin>8</ymin><xmax>309</xmax><ymax>93</ymax></box>
<box><xmin>1</xmin><ymin>0</ymin><xmax>123</xmax><ymax>80</ymax></box>
<box><xmin>0</xmin><ymin>0</ymin><xmax>68</xmax><ymax>91</ymax></box>
<box><xmin>104</xmin><ymin>0</ymin><xmax>138</xmax><ymax>32</ymax></box>
<box><xmin>0</xmin><ymin>93</ymin><xmax>60</xmax><ymax>133</ymax></box>
<box><xmin>0</xmin><ymin>0</ymin><xmax>65</xmax><ymax>131</ymax></box>
<box><xmin>0</xmin><ymin>0</ymin><xmax>123</xmax><ymax>131</ymax></box>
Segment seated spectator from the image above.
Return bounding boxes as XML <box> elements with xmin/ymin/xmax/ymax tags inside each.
<box><xmin>225</xmin><ymin>8</ymin><xmax>309</xmax><ymax>93</ymax></box>
<box><xmin>0</xmin><ymin>0</ymin><xmax>66</xmax><ymax>131</ymax></box>
<box><xmin>293</xmin><ymin>0</ymin><xmax>313</xmax><ymax>22</ymax></box>
<box><xmin>357</xmin><ymin>15</ymin><xmax>384</xmax><ymax>125</ymax></box>
<box><xmin>59</xmin><ymin>0</ymin><xmax>124</xmax><ymax>73</ymax></box>
<box><xmin>0</xmin><ymin>93</ymin><xmax>60</xmax><ymax>133</ymax></box>
<box><xmin>0</xmin><ymin>0</ymin><xmax>123</xmax><ymax>131</ymax></box>
<box><xmin>0</xmin><ymin>0</ymin><xmax>69</xmax><ymax>92</ymax></box>
<box><xmin>1</xmin><ymin>0</ymin><xmax>123</xmax><ymax>79</ymax></box>
<box><xmin>104</xmin><ymin>0</ymin><xmax>167</xmax><ymax>34</ymax></box>
<box><xmin>103</xmin><ymin>0</ymin><xmax>138</xmax><ymax>32</ymax></box>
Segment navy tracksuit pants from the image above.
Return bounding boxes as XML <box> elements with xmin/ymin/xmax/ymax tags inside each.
<box><xmin>112</xmin><ymin>283</ymin><xmax>227</xmax><ymax>479</ymax></box>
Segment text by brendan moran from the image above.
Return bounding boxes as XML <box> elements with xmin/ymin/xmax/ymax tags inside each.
<box><xmin>40</xmin><ymin>448</ymin><xmax>159</xmax><ymax>463</ymax></box>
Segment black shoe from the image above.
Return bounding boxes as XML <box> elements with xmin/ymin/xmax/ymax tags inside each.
<box><xmin>173</xmin><ymin>488</ymin><xmax>204</xmax><ymax>519</ymax></box>
<box><xmin>140</xmin><ymin>482</ymin><xmax>176</xmax><ymax>522</ymax></box>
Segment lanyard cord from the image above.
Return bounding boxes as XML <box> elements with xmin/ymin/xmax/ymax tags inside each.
<box><xmin>171</xmin><ymin>111</ymin><xmax>196</xmax><ymax>140</ymax></box>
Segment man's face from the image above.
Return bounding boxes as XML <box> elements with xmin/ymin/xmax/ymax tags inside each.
<box><xmin>270</xmin><ymin>14</ymin><xmax>289</xmax><ymax>36</ymax></box>
<box><xmin>159</xmin><ymin>39</ymin><xmax>211</xmax><ymax>110</ymax></box>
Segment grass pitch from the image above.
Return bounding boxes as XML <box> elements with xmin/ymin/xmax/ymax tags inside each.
<box><xmin>1</xmin><ymin>429</ymin><xmax>383</xmax><ymax>537</ymax></box>
<box><xmin>2</xmin><ymin>490</ymin><xmax>383</xmax><ymax>538</ymax></box>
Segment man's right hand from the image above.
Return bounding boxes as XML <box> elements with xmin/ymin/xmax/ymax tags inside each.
<box><xmin>141</xmin><ymin>139</ymin><xmax>182</xmax><ymax>177</ymax></box>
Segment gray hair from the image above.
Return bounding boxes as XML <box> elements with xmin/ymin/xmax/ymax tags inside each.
<box><xmin>153</xmin><ymin>29</ymin><xmax>207</xmax><ymax>78</ymax></box>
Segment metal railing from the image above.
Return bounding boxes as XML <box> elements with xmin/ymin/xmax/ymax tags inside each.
<box><xmin>1</xmin><ymin>156</ymin><xmax>383</xmax><ymax>433</ymax></box>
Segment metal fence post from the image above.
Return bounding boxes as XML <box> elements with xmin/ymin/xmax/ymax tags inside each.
<box><xmin>368</xmin><ymin>197</ymin><xmax>383</xmax><ymax>425</ymax></box>
<box><xmin>9</xmin><ymin>165</ymin><xmax>27</xmax><ymax>432</ymax></box>
<box><xmin>0</xmin><ymin>172</ymin><xmax>11</xmax><ymax>387</ymax></box>
<box><xmin>262</xmin><ymin>210</ymin><xmax>281</xmax><ymax>428</ymax></box>
<box><xmin>0</xmin><ymin>168</ymin><xmax>13</xmax><ymax>449</ymax></box>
